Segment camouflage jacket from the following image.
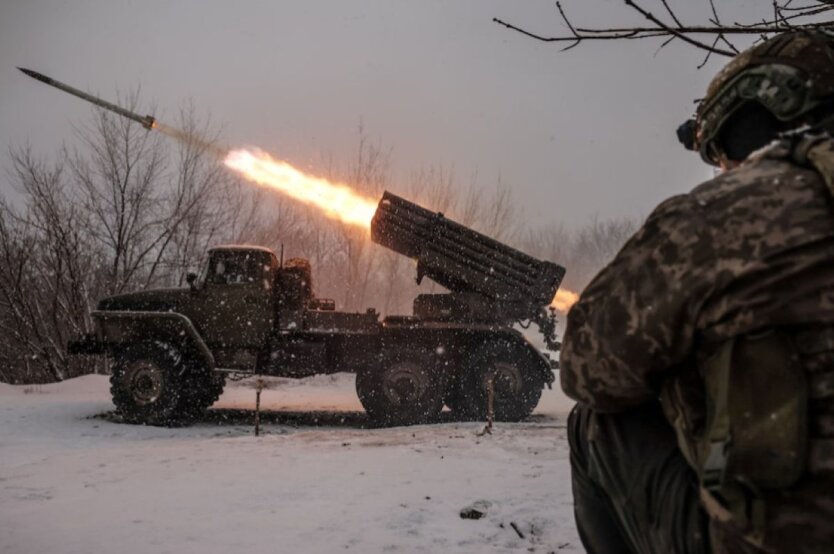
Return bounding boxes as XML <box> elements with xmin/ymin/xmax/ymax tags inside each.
<box><xmin>560</xmin><ymin>135</ymin><xmax>834</xmax><ymax>553</ymax></box>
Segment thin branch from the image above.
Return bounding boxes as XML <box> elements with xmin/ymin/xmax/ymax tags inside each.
<box><xmin>625</xmin><ymin>0</ymin><xmax>749</xmax><ymax>56</ymax></box>
<box><xmin>575</xmin><ymin>21</ymin><xmax>830</xmax><ymax>33</ymax></box>
<box><xmin>661</xmin><ymin>0</ymin><xmax>684</xmax><ymax>28</ymax></box>
<box><xmin>653</xmin><ymin>35</ymin><xmax>677</xmax><ymax>57</ymax></box>
<box><xmin>556</xmin><ymin>2</ymin><xmax>582</xmax><ymax>51</ymax></box>
<box><xmin>493</xmin><ymin>0</ymin><xmax>834</xmax><ymax>62</ymax></box>
<box><xmin>697</xmin><ymin>35</ymin><xmax>723</xmax><ymax>69</ymax></box>
<box><xmin>707</xmin><ymin>0</ymin><xmax>721</xmax><ymax>25</ymax></box>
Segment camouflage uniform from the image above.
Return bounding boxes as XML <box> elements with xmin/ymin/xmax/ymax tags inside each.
<box><xmin>561</xmin><ymin>30</ymin><xmax>834</xmax><ymax>554</ymax></box>
<box><xmin>562</xmin><ymin>135</ymin><xmax>834</xmax><ymax>553</ymax></box>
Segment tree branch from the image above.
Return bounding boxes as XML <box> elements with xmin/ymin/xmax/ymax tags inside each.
<box><xmin>493</xmin><ymin>0</ymin><xmax>834</xmax><ymax>61</ymax></box>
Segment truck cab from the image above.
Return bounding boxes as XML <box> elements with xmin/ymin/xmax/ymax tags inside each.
<box><xmin>181</xmin><ymin>246</ymin><xmax>376</xmax><ymax>374</ymax></box>
<box><xmin>182</xmin><ymin>246</ymin><xmax>278</xmax><ymax>369</ymax></box>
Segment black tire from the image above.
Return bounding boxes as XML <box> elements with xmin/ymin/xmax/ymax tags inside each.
<box><xmin>457</xmin><ymin>340</ymin><xmax>544</xmax><ymax>422</ymax></box>
<box><xmin>178</xmin><ymin>370</ymin><xmax>226</xmax><ymax>420</ymax></box>
<box><xmin>109</xmin><ymin>342</ymin><xmax>187</xmax><ymax>426</ymax></box>
<box><xmin>356</xmin><ymin>349</ymin><xmax>444</xmax><ymax>426</ymax></box>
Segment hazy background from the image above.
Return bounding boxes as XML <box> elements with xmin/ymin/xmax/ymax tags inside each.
<box><xmin>0</xmin><ymin>0</ymin><xmax>773</xmax><ymax>227</ymax></box>
<box><xmin>0</xmin><ymin>1</ymin><xmax>826</xmax><ymax>383</ymax></box>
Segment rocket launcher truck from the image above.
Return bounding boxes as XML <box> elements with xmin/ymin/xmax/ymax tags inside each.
<box><xmin>70</xmin><ymin>192</ymin><xmax>566</xmax><ymax>426</ymax></box>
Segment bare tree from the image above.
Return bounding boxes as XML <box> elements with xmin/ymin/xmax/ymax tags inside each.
<box><xmin>523</xmin><ymin>216</ymin><xmax>640</xmax><ymax>292</ymax></box>
<box><xmin>481</xmin><ymin>178</ymin><xmax>521</xmax><ymax>243</ymax></box>
<box><xmin>495</xmin><ymin>1</ymin><xmax>833</xmax><ymax>65</ymax></box>
<box><xmin>334</xmin><ymin>125</ymin><xmax>392</xmax><ymax>311</ymax></box>
<box><xmin>0</xmin><ymin>148</ymin><xmax>96</xmax><ymax>381</ymax></box>
<box><xmin>569</xmin><ymin>215</ymin><xmax>639</xmax><ymax>287</ymax></box>
<box><xmin>523</xmin><ymin>222</ymin><xmax>572</xmax><ymax>274</ymax></box>
<box><xmin>149</xmin><ymin>102</ymin><xmax>235</xmax><ymax>285</ymax></box>
<box><xmin>0</xmin><ymin>94</ymin><xmax>267</xmax><ymax>383</ymax></box>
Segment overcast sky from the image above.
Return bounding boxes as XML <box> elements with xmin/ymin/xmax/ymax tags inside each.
<box><xmin>0</xmin><ymin>1</ymin><xmax>799</xmax><ymax>227</ymax></box>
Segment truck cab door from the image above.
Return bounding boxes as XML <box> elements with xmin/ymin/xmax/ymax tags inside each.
<box><xmin>185</xmin><ymin>250</ymin><xmax>275</xmax><ymax>364</ymax></box>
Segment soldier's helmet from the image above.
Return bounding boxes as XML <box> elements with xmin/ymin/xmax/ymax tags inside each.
<box><xmin>679</xmin><ymin>30</ymin><xmax>834</xmax><ymax>165</ymax></box>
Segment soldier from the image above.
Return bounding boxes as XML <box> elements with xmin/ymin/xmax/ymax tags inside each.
<box><xmin>560</xmin><ymin>30</ymin><xmax>834</xmax><ymax>554</ymax></box>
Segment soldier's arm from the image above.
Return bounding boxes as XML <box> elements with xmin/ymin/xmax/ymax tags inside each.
<box><xmin>560</xmin><ymin>194</ymin><xmax>713</xmax><ymax>412</ymax></box>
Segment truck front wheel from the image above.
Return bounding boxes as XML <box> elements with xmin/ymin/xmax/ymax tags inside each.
<box><xmin>356</xmin><ymin>350</ymin><xmax>444</xmax><ymax>426</ymax></box>
<box><xmin>178</xmin><ymin>369</ymin><xmax>226</xmax><ymax>420</ymax></box>
<box><xmin>110</xmin><ymin>342</ymin><xmax>186</xmax><ymax>426</ymax></box>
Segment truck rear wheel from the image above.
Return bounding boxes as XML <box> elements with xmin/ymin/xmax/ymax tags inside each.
<box><xmin>457</xmin><ymin>340</ymin><xmax>543</xmax><ymax>422</ymax></box>
<box><xmin>110</xmin><ymin>342</ymin><xmax>186</xmax><ymax>426</ymax></box>
<box><xmin>356</xmin><ymin>350</ymin><xmax>444</xmax><ymax>426</ymax></box>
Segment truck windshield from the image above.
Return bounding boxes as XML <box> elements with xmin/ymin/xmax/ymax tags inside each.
<box><xmin>205</xmin><ymin>251</ymin><xmax>266</xmax><ymax>285</ymax></box>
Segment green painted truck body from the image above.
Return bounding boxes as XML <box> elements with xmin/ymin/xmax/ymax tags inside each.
<box><xmin>70</xmin><ymin>192</ymin><xmax>565</xmax><ymax>426</ymax></box>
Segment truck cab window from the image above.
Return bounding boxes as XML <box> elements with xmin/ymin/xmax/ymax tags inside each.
<box><xmin>206</xmin><ymin>252</ymin><xmax>264</xmax><ymax>285</ymax></box>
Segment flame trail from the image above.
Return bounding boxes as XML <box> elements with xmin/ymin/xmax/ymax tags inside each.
<box><xmin>552</xmin><ymin>288</ymin><xmax>579</xmax><ymax>313</ymax></box>
<box><xmin>224</xmin><ymin>148</ymin><xmax>378</xmax><ymax>229</ymax></box>
<box><xmin>223</xmin><ymin>148</ymin><xmax>582</xmax><ymax>312</ymax></box>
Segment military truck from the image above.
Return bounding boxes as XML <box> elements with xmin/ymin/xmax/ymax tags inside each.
<box><xmin>70</xmin><ymin>192</ymin><xmax>566</xmax><ymax>426</ymax></box>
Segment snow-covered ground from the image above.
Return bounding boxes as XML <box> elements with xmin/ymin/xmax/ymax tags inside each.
<box><xmin>0</xmin><ymin>374</ymin><xmax>580</xmax><ymax>553</ymax></box>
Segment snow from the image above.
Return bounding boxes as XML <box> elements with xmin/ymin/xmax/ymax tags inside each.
<box><xmin>0</xmin><ymin>374</ymin><xmax>579</xmax><ymax>553</ymax></box>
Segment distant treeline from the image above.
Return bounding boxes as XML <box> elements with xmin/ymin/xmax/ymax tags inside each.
<box><xmin>0</xmin><ymin>102</ymin><xmax>638</xmax><ymax>384</ymax></box>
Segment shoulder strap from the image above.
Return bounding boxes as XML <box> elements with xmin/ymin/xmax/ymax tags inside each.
<box><xmin>700</xmin><ymin>339</ymin><xmax>734</xmax><ymax>491</ymax></box>
<box><xmin>698</xmin><ymin>339</ymin><xmax>767</xmax><ymax>545</ymax></box>
<box><xmin>792</xmin><ymin>134</ymin><xmax>834</xmax><ymax>193</ymax></box>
